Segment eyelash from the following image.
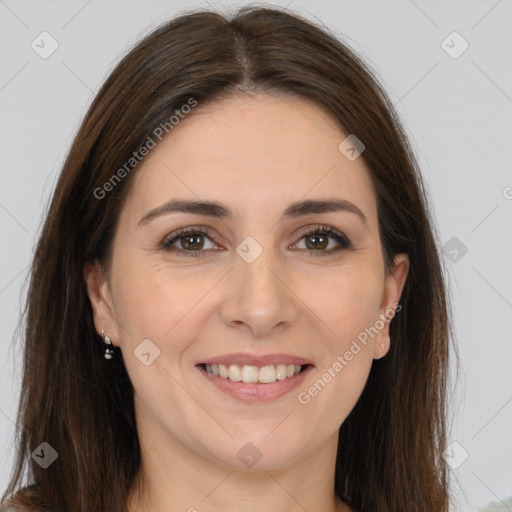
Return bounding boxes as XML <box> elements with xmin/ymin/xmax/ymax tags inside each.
<box><xmin>160</xmin><ymin>225</ymin><xmax>351</xmax><ymax>257</ymax></box>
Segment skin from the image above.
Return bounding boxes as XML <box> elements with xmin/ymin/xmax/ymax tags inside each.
<box><xmin>85</xmin><ymin>94</ymin><xmax>409</xmax><ymax>512</ymax></box>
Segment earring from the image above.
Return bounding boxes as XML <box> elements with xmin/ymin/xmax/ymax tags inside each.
<box><xmin>101</xmin><ymin>330</ymin><xmax>115</xmax><ymax>360</ymax></box>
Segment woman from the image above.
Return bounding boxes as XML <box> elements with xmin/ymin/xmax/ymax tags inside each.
<box><xmin>1</xmin><ymin>5</ymin><xmax>455</xmax><ymax>512</ymax></box>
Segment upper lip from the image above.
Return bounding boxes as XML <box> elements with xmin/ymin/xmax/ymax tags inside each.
<box><xmin>197</xmin><ymin>353</ymin><xmax>314</xmax><ymax>367</ymax></box>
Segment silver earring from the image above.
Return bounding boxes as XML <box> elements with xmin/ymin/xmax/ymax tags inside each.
<box><xmin>101</xmin><ymin>330</ymin><xmax>115</xmax><ymax>359</ymax></box>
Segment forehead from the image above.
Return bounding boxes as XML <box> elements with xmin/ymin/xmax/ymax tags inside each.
<box><xmin>123</xmin><ymin>94</ymin><xmax>378</xmax><ymax>228</ymax></box>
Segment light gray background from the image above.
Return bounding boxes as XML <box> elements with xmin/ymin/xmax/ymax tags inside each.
<box><xmin>1</xmin><ymin>1</ymin><xmax>511</xmax><ymax>511</ymax></box>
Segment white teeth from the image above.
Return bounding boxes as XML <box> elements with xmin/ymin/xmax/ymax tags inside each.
<box><xmin>276</xmin><ymin>364</ymin><xmax>287</xmax><ymax>380</ymax></box>
<box><xmin>228</xmin><ymin>364</ymin><xmax>242</xmax><ymax>381</ymax></box>
<box><xmin>219</xmin><ymin>364</ymin><xmax>229</xmax><ymax>378</ymax></box>
<box><xmin>259</xmin><ymin>365</ymin><xmax>276</xmax><ymax>383</ymax></box>
<box><xmin>241</xmin><ymin>365</ymin><xmax>259</xmax><ymax>383</ymax></box>
<box><xmin>204</xmin><ymin>363</ymin><xmax>305</xmax><ymax>383</ymax></box>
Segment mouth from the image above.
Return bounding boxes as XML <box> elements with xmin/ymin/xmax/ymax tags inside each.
<box><xmin>200</xmin><ymin>362</ymin><xmax>310</xmax><ymax>382</ymax></box>
<box><xmin>196</xmin><ymin>362</ymin><xmax>314</xmax><ymax>402</ymax></box>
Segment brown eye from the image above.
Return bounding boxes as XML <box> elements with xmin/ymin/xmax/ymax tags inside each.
<box><xmin>304</xmin><ymin>233</ymin><xmax>329</xmax><ymax>250</ymax></box>
<box><xmin>161</xmin><ymin>227</ymin><xmax>217</xmax><ymax>255</ymax></box>
<box><xmin>178</xmin><ymin>234</ymin><xmax>205</xmax><ymax>250</ymax></box>
<box><xmin>295</xmin><ymin>226</ymin><xmax>351</xmax><ymax>255</ymax></box>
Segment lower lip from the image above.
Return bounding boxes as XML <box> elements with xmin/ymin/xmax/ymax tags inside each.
<box><xmin>197</xmin><ymin>364</ymin><xmax>314</xmax><ymax>402</ymax></box>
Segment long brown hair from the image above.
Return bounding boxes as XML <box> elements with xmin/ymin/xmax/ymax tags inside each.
<box><xmin>2</xmin><ymin>5</ymin><xmax>457</xmax><ymax>511</ymax></box>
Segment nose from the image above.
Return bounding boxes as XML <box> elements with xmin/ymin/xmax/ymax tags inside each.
<box><xmin>219</xmin><ymin>244</ymin><xmax>298</xmax><ymax>337</ymax></box>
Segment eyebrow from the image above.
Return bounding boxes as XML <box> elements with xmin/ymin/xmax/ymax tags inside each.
<box><xmin>137</xmin><ymin>197</ymin><xmax>369</xmax><ymax>228</ymax></box>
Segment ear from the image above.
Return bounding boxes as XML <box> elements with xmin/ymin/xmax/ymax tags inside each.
<box><xmin>373</xmin><ymin>253</ymin><xmax>409</xmax><ymax>359</ymax></box>
<box><xmin>83</xmin><ymin>261</ymin><xmax>119</xmax><ymax>347</ymax></box>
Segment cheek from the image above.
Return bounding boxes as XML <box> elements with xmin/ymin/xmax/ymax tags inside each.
<box><xmin>111</xmin><ymin>261</ymin><xmax>218</xmax><ymax>369</ymax></box>
<box><xmin>291</xmin><ymin>266</ymin><xmax>381</xmax><ymax>415</ymax></box>
<box><xmin>304</xmin><ymin>265</ymin><xmax>383</xmax><ymax>350</ymax></box>
<box><xmin>111</xmin><ymin>267</ymin><xmax>199</xmax><ymax>410</ymax></box>
<box><xmin>112</xmin><ymin>259</ymin><xmax>200</xmax><ymax>332</ymax></box>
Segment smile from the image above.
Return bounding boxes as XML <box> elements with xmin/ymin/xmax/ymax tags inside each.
<box><xmin>204</xmin><ymin>363</ymin><xmax>304</xmax><ymax>383</ymax></box>
<box><xmin>197</xmin><ymin>363</ymin><xmax>313</xmax><ymax>402</ymax></box>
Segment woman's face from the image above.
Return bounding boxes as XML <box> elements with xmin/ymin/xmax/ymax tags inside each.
<box><xmin>86</xmin><ymin>94</ymin><xmax>408</xmax><ymax>471</ymax></box>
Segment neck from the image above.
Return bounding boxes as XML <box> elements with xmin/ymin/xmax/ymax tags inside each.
<box><xmin>126</xmin><ymin>407</ymin><xmax>349</xmax><ymax>512</ymax></box>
